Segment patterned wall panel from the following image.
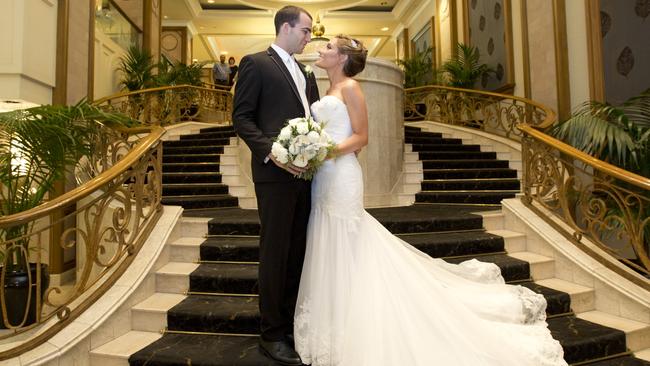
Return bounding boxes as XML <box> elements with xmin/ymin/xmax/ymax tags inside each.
<box><xmin>467</xmin><ymin>0</ymin><xmax>507</xmax><ymax>90</ymax></box>
<box><xmin>600</xmin><ymin>0</ymin><xmax>650</xmax><ymax>104</ymax></box>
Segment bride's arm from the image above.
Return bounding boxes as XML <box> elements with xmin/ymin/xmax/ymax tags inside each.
<box><xmin>334</xmin><ymin>80</ymin><xmax>368</xmax><ymax>156</ymax></box>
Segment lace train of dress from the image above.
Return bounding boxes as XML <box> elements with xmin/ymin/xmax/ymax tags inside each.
<box><xmin>294</xmin><ymin>95</ymin><xmax>567</xmax><ymax>366</ymax></box>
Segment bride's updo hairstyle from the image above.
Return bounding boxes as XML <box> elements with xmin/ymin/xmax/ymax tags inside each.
<box><xmin>335</xmin><ymin>35</ymin><xmax>368</xmax><ymax>77</ymax></box>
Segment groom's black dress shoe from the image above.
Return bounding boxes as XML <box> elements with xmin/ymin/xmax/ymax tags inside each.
<box><xmin>285</xmin><ymin>333</ymin><xmax>295</xmax><ymax>347</ymax></box>
<box><xmin>259</xmin><ymin>338</ymin><xmax>302</xmax><ymax>365</ymax></box>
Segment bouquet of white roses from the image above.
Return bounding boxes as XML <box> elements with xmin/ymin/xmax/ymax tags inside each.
<box><xmin>271</xmin><ymin>116</ymin><xmax>335</xmax><ymax>180</ymax></box>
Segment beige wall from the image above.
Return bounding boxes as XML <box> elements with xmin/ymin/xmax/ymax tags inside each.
<box><xmin>0</xmin><ymin>0</ymin><xmax>58</xmax><ymax>104</ymax></box>
<box><xmin>67</xmin><ymin>0</ymin><xmax>92</xmax><ymax>105</ymax></box>
<box><xmin>113</xmin><ymin>0</ymin><xmax>143</xmax><ymax>31</ymax></box>
<box><xmin>526</xmin><ymin>0</ymin><xmax>558</xmax><ymax>113</ymax></box>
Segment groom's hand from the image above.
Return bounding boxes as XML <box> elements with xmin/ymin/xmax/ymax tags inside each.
<box><xmin>268</xmin><ymin>154</ymin><xmax>308</xmax><ymax>176</ymax></box>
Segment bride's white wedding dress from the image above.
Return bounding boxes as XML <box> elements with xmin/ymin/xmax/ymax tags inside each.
<box><xmin>294</xmin><ymin>95</ymin><xmax>567</xmax><ymax>366</ymax></box>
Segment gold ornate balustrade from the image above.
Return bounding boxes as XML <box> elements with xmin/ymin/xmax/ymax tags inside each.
<box><xmin>0</xmin><ymin>124</ymin><xmax>164</xmax><ymax>359</ymax></box>
<box><xmin>94</xmin><ymin>84</ymin><xmax>233</xmax><ymax>126</ymax></box>
<box><xmin>405</xmin><ymin>85</ymin><xmax>650</xmax><ymax>285</ymax></box>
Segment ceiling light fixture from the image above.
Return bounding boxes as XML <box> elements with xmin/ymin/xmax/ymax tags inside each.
<box><xmin>381</xmin><ymin>27</ymin><xmax>389</xmax><ymax>31</ymax></box>
<box><xmin>207</xmin><ymin>0</ymin><xmax>215</xmax><ymax>3</ymax></box>
<box><xmin>311</xmin><ymin>16</ymin><xmax>329</xmax><ymax>42</ymax></box>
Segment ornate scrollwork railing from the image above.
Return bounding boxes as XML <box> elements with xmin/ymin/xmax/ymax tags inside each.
<box><xmin>405</xmin><ymin>85</ymin><xmax>550</xmax><ymax>141</ymax></box>
<box><xmin>94</xmin><ymin>84</ymin><xmax>232</xmax><ymax>125</ymax></box>
<box><xmin>0</xmin><ymin>125</ymin><xmax>164</xmax><ymax>359</ymax></box>
<box><xmin>405</xmin><ymin>85</ymin><xmax>650</xmax><ymax>282</ymax></box>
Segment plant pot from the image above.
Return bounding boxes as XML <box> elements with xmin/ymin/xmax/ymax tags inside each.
<box><xmin>0</xmin><ymin>264</ymin><xmax>49</xmax><ymax>329</ymax></box>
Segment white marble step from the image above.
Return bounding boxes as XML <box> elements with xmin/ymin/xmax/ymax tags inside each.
<box><xmin>475</xmin><ymin>211</ymin><xmax>505</xmax><ymax>230</ymax></box>
<box><xmin>132</xmin><ymin>293</ymin><xmax>187</xmax><ymax>332</ymax></box>
<box><xmin>90</xmin><ymin>330</ymin><xmax>161</xmax><ymax>366</ymax></box>
<box><xmin>170</xmin><ymin>237</ymin><xmax>205</xmax><ymax>263</ymax></box>
<box><xmin>577</xmin><ymin>310</ymin><xmax>650</xmax><ymax>352</ymax></box>
<box><xmin>636</xmin><ymin>348</ymin><xmax>650</xmax><ymax>362</ymax></box>
<box><xmin>507</xmin><ymin>251</ymin><xmax>555</xmax><ymax>280</ymax></box>
<box><xmin>180</xmin><ymin>217</ymin><xmax>210</xmax><ymax>238</ymax></box>
<box><xmin>487</xmin><ymin>229</ymin><xmax>526</xmax><ymax>253</ymax></box>
<box><xmin>535</xmin><ymin>278</ymin><xmax>595</xmax><ymax>314</ymax></box>
<box><xmin>156</xmin><ymin>262</ymin><xmax>199</xmax><ymax>294</ymax></box>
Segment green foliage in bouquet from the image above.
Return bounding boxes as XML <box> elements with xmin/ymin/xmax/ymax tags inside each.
<box><xmin>271</xmin><ymin>117</ymin><xmax>336</xmax><ymax>180</ymax></box>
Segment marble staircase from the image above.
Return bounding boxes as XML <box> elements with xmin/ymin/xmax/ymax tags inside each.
<box><xmin>87</xmin><ymin>125</ymin><xmax>650</xmax><ymax>365</ymax></box>
<box><xmin>87</xmin><ymin>205</ymin><xmax>650</xmax><ymax>365</ymax></box>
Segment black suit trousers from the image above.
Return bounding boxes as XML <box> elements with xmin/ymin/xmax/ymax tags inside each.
<box><xmin>255</xmin><ymin>179</ymin><xmax>311</xmax><ymax>341</ymax></box>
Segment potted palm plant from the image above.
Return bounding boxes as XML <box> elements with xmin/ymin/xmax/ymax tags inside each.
<box><xmin>0</xmin><ymin>100</ymin><xmax>133</xmax><ymax>328</ymax></box>
<box><xmin>442</xmin><ymin>43</ymin><xmax>493</xmax><ymax>89</ymax></box>
<box><xmin>551</xmin><ymin>89</ymin><xmax>650</xmax><ymax>266</ymax></box>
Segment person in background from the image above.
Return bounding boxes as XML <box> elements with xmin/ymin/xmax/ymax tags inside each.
<box><xmin>228</xmin><ymin>56</ymin><xmax>238</xmax><ymax>86</ymax></box>
<box><xmin>212</xmin><ymin>54</ymin><xmax>230</xmax><ymax>86</ymax></box>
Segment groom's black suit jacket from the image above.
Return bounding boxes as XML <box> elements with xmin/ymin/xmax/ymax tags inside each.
<box><xmin>232</xmin><ymin>47</ymin><xmax>320</xmax><ymax>182</ymax></box>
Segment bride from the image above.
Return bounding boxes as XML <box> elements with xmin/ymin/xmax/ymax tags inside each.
<box><xmin>294</xmin><ymin>34</ymin><xmax>568</xmax><ymax>366</ymax></box>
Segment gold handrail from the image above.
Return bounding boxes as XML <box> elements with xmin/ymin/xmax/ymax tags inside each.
<box><xmin>94</xmin><ymin>84</ymin><xmax>233</xmax><ymax>126</ymax></box>
<box><xmin>405</xmin><ymin>85</ymin><xmax>650</xmax><ymax>280</ymax></box>
<box><xmin>0</xmin><ymin>121</ymin><xmax>165</xmax><ymax>357</ymax></box>
<box><xmin>0</xmin><ymin>126</ymin><xmax>164</xmax><ymax>228</ymax></box>
<box><xmin>519</xmin><ymin>125</ymin><xmax>650</xmax><ymax>190</ymax></box>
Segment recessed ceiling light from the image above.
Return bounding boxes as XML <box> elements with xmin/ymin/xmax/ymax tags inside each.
<box><xmin>381</xmin><ymin>27</ymin><xmax>389</xmax><ymax>31</ymax></box>
<box><xmin>163</xmin><ymin>15</ymin><xmax>168</xmax><ymax>19</ymax></box>
<box><xmin>207</xmin><ymin>0</ymin><xmax>215</xmax><ymax>3</ymax></box>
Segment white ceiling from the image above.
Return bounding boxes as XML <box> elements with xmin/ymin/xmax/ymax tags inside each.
<box><xmin>161</xmin><ymin>0</ymin><xmax>423</xmax><ymax>62</ymax></box>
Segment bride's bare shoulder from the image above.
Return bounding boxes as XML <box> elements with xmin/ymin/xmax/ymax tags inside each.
<box><xmin>341</xmin><ymin>79</ymin><xmax>365</xmax><ymax>103</ymax></box>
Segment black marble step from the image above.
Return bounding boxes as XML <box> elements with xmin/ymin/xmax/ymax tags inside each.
<box><xmin>162</xmin><ymin>194</ymin><xmax>238</xmax><ymax>209</ymax></box>
<box><xmin>163</xmin><ymin>162</ymin><xmax>220</xmax><ymax>172</ymax></box>
<box><xmin>422</xmin><ymin>159</ymin><xmax>510</xmax><ymax>169</ymax></box>
<box><xmin>163</xmin><ymin>145</ymin><xmax>224</xmax><ymax>155</ymax></box>
<box><xmin>190</xmin><ymin>263</ymin><xmax>258</xmax><ymax>294</ymax></box>
<box><xmin>421</xmin><ymin>178</ymin><xmax>521</xmax><ymax>191</ymax></box>
<box><xmin>416</xmin><ymin>190</ymin><xmax>518</xmax><ymax>204</ymax></box>
<box><xmin>180</xmin><ymin>131</ymin><xmax>237</xmax><ymax>140</ymax></box>
<box><xmin>404</xmin><ymin>125</ymin><xmax>421</xmax><ymax>132</ymax></box>
<box><xmin>418</xmin><ymin>151</ymin><xmax>498</xmax><ymax>160</ymax></box>
<box><xmin>198</xmin><ymin>231</ymin><xmax>505</xmax><ymax>263</ymax></box>
<box><xmin>201</xmin><ymin>237</ymin><xmax>259</xmax><ymax>262</ymax></box>
<box><xmin>200</xmin><ymin>125</ymin><xmax>237</xmax><ymax>133</ymax></box>
<box><xmin>162</xmin><ymin>172</ymin><xmax>222</xmax><ymax>184</ymax></box>
<box><xmin>423</xmin><ymin>168</ymin><xmax>518</xmax><ymax>179</ymax></box>
<box><xmin>404</xmin><ymin>131</ymin><xmax>443</xmax><ymax>138</ymax></box>
<box><xmin>519</xmin><ymin>281</ymin><xmax>571</xmax><ymax>316</ymax></box>
<box><xmin>397</xmin><ymin>231</ymin><xmax>504</xmax><ymax>258</ymax></box>
<box><xmin>167</xmin><ymin>295</ymin><xmax>259</xmax><ymax>334</ymax></box>
<box><xmin>583</xmin><ymin>356</ymin><xmax>650</xmax><ymax>365</ymax></box>
<box><xmin>410</xmin><ymin>143</ymin><xmax>482</xmax><ymax>152</ymax></box>
<box><xmin>445</xmin><ymin>254</ymin><xmax>531</xmax><ymax>282</ymax></box>
<box><xmin>190</xmin><ymin>253</ymin><xmax>530</xmax><ymax>295</ymax></box>
<box><xmin>162</xmin><ymin>183</ymin><xmax>229</xmax><ymax>196</ymax></box>
<box><xmin>163</xmin><ymin>154</ymin><xmax>221</xmax><ymax>164</ymax></box>
<box><xmin>549</xmin><ymin>316</ymin><xmax>627</xmax><ymax>364</ymax></box>
<box><xmin>129</xmin><ymin>333</ymin><xmax>275</xmax><ymax>366</ymax></box>
<box><xmin>164</xmin><ymin>137</ymin><xmax>231</xmax><ymax>147</ymax></box>
<box><xmin>405</xmin><ymin>136</ymin><xmax>463</xmax><ymax>145</ymax></box>
<box><xmin>204</xmin><ymin>206</ymin><xmax>484</xmax><ymax>236</ymax></box>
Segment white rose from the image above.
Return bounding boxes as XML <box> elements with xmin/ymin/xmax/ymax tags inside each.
<box><xmin>271</xmin><ymin>142</ymin><xmax>289</xmax><ymax>164</ymax></box>
<box><xmin>293</xmin><ymin>153</ymin><xmax>309</xmax><ymax>168</ymax></box>
<box><xmin>288</xmin><ymin>140</ymin><xmax>299</xmax><ymax>155</ymax></box>
<box><xmin>288</xmin><ymin>117</ymin><xmax>303</xmax><ymax>127</ymax></box>
<box><xmin>296</xmin><ymin>122</ymin><xmax>309</xmax><ymax>135</ymax></box>
<box><xmin>279</xmin><ymin>126</ymin><xmax>293</xmax><ymax>141</ymax></box>
<box><xmin>319</xmin><ymin>130</ymin><xmax>331</xmax><ymax>144</ymax></box>
<box><xmin>317</xmin><ymin>146</ymin><xmax>328</xmax><ymax>161</ymax></box>
<box><xmin>304</xmin><ymin>145</ymin><xmax>318</xmax><ymax>159</ymax></box>
<box><xmin>307</xmin><ymin>130</ymin><xmax>320</xmax><ymax>143</ymax></box>
<box><xmin>294</xmin><ymin>134</ymin><xmax>310</xmax><ymax>147</ymax></box>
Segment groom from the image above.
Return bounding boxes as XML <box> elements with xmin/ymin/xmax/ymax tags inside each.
<box><xmin>232</xmin><ymin>5</ymin><xmax>319</xmax><ymax>365</ymax></box>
